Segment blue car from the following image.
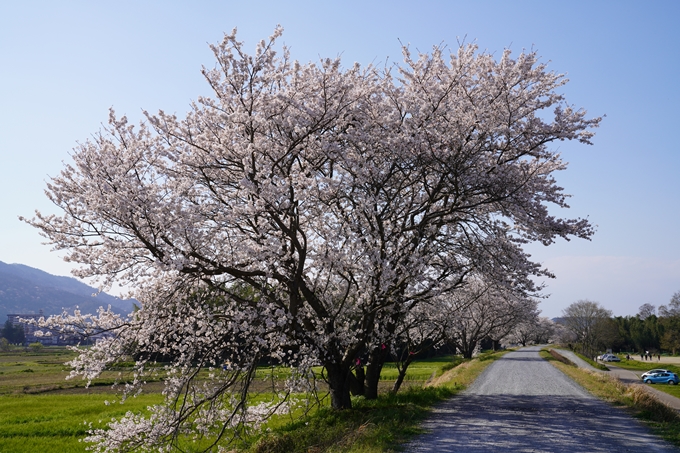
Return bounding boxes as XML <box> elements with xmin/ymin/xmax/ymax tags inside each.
<box><xmin>642</xmin><ymin>371</ymin><xmax>679</xmax><ymax>385</ymax></box>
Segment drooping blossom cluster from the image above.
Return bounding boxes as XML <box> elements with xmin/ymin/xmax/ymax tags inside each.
<box><xmin>25</xmin><ymin>26</ymin><xmax>600</xmax><ymax>451</ymax></box>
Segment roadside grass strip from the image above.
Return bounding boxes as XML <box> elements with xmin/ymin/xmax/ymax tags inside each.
<box><xmin>246</xmin><ymin>351</ymin><xmax>509</xmax><ymax>453</ymax></box>
<box><xmin>250</xmin><ymin>386</ymin><xmax>456</xmax><ymax>453</ymax></box>
<box><xmin>573</xmin><ymin>352</ymin><xmax>609</xmax><ymax>371</ymax></box>
<box><xmin>541</xmin><ymin>349</ymin><xmax>680</xmax><ymax>447</ymax></box>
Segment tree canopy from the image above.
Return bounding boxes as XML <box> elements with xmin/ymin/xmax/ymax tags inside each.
<box><xmin>25</xmin><ymin>28</ymin><xmax>600</xmax><ymax>451</ymax></box>
<box><xmin>561</xmin><ymin>300</ymin><xmax>614</xmax><ymax>357</ymax></box>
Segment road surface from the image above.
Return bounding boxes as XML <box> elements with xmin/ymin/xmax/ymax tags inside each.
<box><xmin>408</xmin><ymin>346</ymin><xmax>678</xmax><ymax>452</ymax></box>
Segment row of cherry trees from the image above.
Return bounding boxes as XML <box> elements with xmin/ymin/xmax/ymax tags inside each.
<box><xmin>25</xmin><ymin>28</ymin><xmax>598</xmax><ymax>451</ymax></box>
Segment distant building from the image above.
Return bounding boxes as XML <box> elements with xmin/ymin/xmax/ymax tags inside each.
<box><xmin>6</xmin><ymin>311</ymin><xmax>55</xmax><ymax>345</ymax></box>
<box><xmin>7</xmin><ymin>311</ymin><xmax>74</xmax><ymax>345</ymax></box>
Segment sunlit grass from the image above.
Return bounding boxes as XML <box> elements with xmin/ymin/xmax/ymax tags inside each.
<box><xmin>612</xmin><ymin>359</ymin><xmax>680</xmax><ymax>374</ymax></box>
<box><xmin>375</xmin><ymin>355</ymin><xmax>454</xmax><ymax>381</ymax></box>
<box><xmin>0</xmin><ymin>349</ymin><xmax>123</xmax><ymax>394</ymax></box>
<box><xmin>0</xmin><ymin>393</ymin><xmax>163</xmax><ymax>453</ymax></box>
<box><xmin>574</xmin><ymin>351</ymin><xmax>609</xmax><ymax>370</ymax></box>
<box><xmin>245</xmin><ymin>351</ymin><xmax>509</xmax><ymax>453</ymax></box>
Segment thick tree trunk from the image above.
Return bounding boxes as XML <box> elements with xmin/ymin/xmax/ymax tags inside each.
<box><xmin>462</xmin><ymin>340</ymin><xmax>476</xmax><ymax>359</ymax></box>
<box><xmin>364</xmin><ymin>345</ymin><xmax>389</xmax><ymax>399</ymax></box>
<box><xmin>349</xmin><ymin>365</ymin><xmax>365</xmax><ymax>396</ymax></box>
<box><xmin>364</xmin><ymin>362</ymin><xmax>382</xmax><ymax>400</ymax></box>
<box><xmin>324</xmin><ymin>362</ymin><xmax>353</xmax><ymax>409</ymax></box>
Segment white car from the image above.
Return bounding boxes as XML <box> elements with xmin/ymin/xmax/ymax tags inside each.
<box><xmin>641</xmin><ymin>368</ymin><xmax>671</xmax><ymax>379</ymax></box>
<box><xmin>599</xmin><ymin>354</ymin><xmax>620</xmax><ymax>362</ymax></box>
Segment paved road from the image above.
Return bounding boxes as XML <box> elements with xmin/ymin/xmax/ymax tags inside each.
<box><xmin>408</xmin><ymin>346</ymin><xmax>678</xmax><ymax>452</ymax></box>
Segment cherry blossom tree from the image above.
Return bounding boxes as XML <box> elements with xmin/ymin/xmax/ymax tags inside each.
<box><xmin>384</xmin><ymin>297</ymin><xmax>452</xmax><ymax>394</ymax></box>
<box><xmin>508</xmin><ymin>316</ymin><xmax>556</xmax><ymax>346</ymax></box>
<box><xmin>444</xmin><ymin>279</ymin><xmax>539</xmax><ymax>358</ymax></box>
<box><xmin>25</xmin><ymin>27</ymin><xmax>599</xmax><ymax>450</ymax></box>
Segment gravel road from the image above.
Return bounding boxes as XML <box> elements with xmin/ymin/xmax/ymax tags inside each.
<box><xmin>407</xmin><ymin>346</ymin><xmax>678</xmax><ymax>452</ymax></box>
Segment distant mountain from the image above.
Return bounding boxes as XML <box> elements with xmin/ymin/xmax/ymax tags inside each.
<box><xmin>0</xmin><ymin>261</ymin><xmax>136</xmax><ymax>320</ymax></box>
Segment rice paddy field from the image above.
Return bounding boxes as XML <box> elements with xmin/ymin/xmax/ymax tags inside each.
<box><xmin>0</xmin><ymin>347</ymin><xmax>453</xmax><ymax>452</ymax></box>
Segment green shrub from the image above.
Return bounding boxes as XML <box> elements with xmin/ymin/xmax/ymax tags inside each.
<box><xmin>28</xmin><ymin>342</ymin><xmax>44</xmax><ymax>353</ymax></box>
<box><xmin>440</xmin><ymin>356</ymin><xmax>466</xmax><ymax>373</ymax></box>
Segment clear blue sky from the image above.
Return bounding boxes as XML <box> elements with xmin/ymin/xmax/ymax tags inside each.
<box><xmin>1</xmin><ymin>0</ymin><xmax>678</xmax><ymax>318</ymax></box>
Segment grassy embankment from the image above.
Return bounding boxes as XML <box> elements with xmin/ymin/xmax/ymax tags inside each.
<box><xmin>570</xmin><ymin>351</ymin><xmax>608</xmax><ymax>371</ymax></box>
<box><xmin>542</xmin><ymin>348</ymin><xmax>680</xmax><ymax>448</ymax></box>
<box><xmin>0</xmin><ymin>347</ymin><xmax>508</xmax><ymax>452</ymax></box>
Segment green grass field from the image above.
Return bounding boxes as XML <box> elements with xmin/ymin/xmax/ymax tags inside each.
<box><xmin>0</xmin><ymin>393</ymin><xmax>163</xmax><ymax>453</ymax></box>
<box><xmin>0</xmin><ymin>347</ymin><xmax>161</xmax><ymax>452</ymax></box>
<box><xmin>0</xmin><ymin>348</ymin><xmax>472</xmax><ymax>452</ymax></box>
<box><xmin>378</xmin><ymin>355</ymin><xmax>454</xmax><ymax>381</ymax></box>
<box><xmin>0</xmin><ymin>347</ymin><xmax>134</xmax><ymax>395</ymax></box>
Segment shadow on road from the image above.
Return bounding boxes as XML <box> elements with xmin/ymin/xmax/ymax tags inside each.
<box><xmin>411</xmin><ymin>390</ymin><xmax>677</xmax><ymax>452</ymax></box>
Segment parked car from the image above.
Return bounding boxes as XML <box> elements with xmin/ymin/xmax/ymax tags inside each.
<box><xmin>642</xmin><ymin>371</ymin><xmax>679</xmax><ymax>385</ymax></box>
<box><xmin>599</xmin><ymin>354</ymin><xmax>620</xmax><ymax>362</ymax></box>
<box><xmin>640</xmin><ymin>369</ymin><xmax>671</xmax><ymax>379</ymax></box>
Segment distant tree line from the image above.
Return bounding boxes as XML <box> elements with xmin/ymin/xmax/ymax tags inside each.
<box><xmin>611</xmin><ymin>293</ymin><xmax>680</xmax><ymax>355</ymax></box>
<box><xmin>561</xmin><ymin>291</ymin><xmax>680</xmax><ymax>357</ymax></box>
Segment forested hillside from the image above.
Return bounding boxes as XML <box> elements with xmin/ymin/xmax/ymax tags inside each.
<box><xmin>0</xmin><ymin>261</ymin><xmax>134</xmax><ymax>319</ymax></box>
